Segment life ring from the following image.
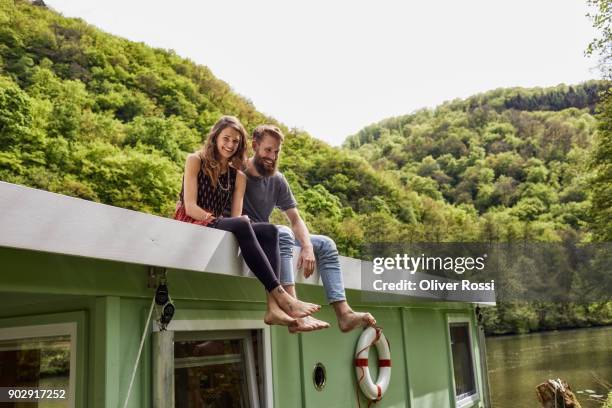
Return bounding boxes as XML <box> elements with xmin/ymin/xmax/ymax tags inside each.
<box><xmin>354</xmin><ymin>327</ymin><xmax>391</xmax><ymax>401</ymax></box>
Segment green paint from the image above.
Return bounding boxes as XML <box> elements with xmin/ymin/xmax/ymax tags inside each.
<box><xmin>1</xmin><ymin>247</ymin><xmax>488</xmax><ymax>408</ymax></box>
<box><xmin>400</xmin><ymin>308</ymin><xmax>413</xmax><ymax>408</ymax></box>
<box><xmin>94</xmin><ymin>296</ymin><xmax>121</xmax><ymax>408</ymax></box>
<box><xmin>404</xmin><ymin>309</ymin><xmax>455</xmax><ymax>408</ymax></box>
<box><xmin>295</xmin><ymin>307</ymin><xmax>408</xmax><ymax>408</ymax></box>
<box><xmin>139</xmin><ymin>304</ymin><xmax>153</xmax><ymax>408</ymax></box>
<box><xmin>298</xmin><ymin>332</ymin><xmax>306</xmax><ymax>408</ymax></box>
<box><xmin>270</xmin><ymin>325</ymin><xmax>302</xmax><ymax>407</ymax></box>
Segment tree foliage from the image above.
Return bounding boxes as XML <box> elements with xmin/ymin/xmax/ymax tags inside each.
<box><xmin>0</xmin><ymin>0</ymin><xmax>609</xmax><ymax>334</ymax></box>
<box><xmin>587</xmin><ymin>0</ymin><xmax>612</xmax><ymax>242</ymax></box>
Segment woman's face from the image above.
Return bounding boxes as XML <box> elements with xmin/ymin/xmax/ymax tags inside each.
<box><xmin>215</xmin><ymin>127</ymin><xmax>242</xmax><ymax>161</ymax></box>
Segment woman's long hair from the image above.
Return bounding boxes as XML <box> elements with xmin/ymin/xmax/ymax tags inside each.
<box><xmin>200</xmin><ymin>115</ymin><xmax>248</xmax><ymax>188</ymax></box>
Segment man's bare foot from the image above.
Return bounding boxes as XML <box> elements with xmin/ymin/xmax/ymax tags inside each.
<box><xmin>264</xmin><ymin>307</ymin><xmax>296</xmax><ymax>327</ymax></box>
<box><xmin>288</xmin><ymin>316</ymin><xmax>331</xmax><ymax>334</ymax></box>
<box><xmin>338</xmin><ymin>310</ymin><xmax>376</xmax><ymax>333</ymax></box>
<box><xmin>273</xmin><ymin>286</ymin><xmax>320</xmax><ymax>318</ymax></box>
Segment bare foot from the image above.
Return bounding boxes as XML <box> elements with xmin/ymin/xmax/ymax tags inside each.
<box><xmin>273</xmin><ymin>287</ymin><xmax>320</xmax><ymax>318</ymax></box>
<box><xmin>288</xmin><ymin>316</ymin><xmax>331</xmax><ymax>334</ymax></box>
<box><xmin>338</xmin><ymin>311</ymin><xmax>376</xmax><ymax>333</ymax></box>
<box><xmin>264</xmin><ymin>307</ymin><xmax>297</xmax><ymax>327</ymax></box>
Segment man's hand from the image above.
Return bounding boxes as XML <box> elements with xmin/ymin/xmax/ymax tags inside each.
<box><xmin>284</xmin><ymin>207</ymin><xmax>316</xmax><ymax>277</ymax></box>
<box><xmin>297</xmin><ymin>245</ymin><xmax>316</xmax><ymax>278</ymax></box>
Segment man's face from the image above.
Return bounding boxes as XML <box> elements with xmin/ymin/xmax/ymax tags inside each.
<box><xmin>252</xmin><ymin>134</ymin><xmax>281</xmax><ymax>177</ymax></box>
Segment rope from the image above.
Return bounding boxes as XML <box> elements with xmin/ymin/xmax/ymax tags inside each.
<box><xmin>121</xmin><ymin>295</ymin><xmax>156</xmax><ymax>408</ymax></box>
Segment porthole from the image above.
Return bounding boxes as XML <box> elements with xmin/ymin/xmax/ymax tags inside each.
<box><xmin>313</xmin><ymin>362</ymin><xmax>326</xmax><ymax>391</ymax></box>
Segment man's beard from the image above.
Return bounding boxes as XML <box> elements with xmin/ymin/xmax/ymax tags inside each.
<box><xmin>253</xmin><ymin>153</ymin><xmax>277</xmax><ymax>177</ymax></box>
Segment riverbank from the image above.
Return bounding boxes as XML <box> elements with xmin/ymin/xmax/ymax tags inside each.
<box><xmin>486</xmin><ymin>326</ymin><xmax>612</xmax><ymax>408</ymax></box>
<box><xmin>485</xmin><ymin>322</ymin><xmax>612</xmax><ymax>338</ymax></box>
<box><xmin>481</xmin><ymin>301</ymin><xmax>612</xmax><ymax>336</ymax></box>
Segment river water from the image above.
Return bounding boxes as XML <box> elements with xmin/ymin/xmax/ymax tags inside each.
<box><xmin>486</xmin><ymin>326</ymin><xmax>612</xmax><ymax>408</ymax></box>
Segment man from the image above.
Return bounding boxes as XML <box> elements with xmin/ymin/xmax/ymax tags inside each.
<box><xmin>242</xmin><ymin>124</ymin><xmax>376</xmax><ymax>333</ymax></box>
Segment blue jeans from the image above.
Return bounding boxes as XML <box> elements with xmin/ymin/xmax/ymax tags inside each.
<box><xmin>276</xmin><ymin>225</ymin><xmax>346</xmax><ymax>303</ymax></box>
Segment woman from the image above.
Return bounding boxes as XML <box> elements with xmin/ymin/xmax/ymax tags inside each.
<box><xmin>174</xmin><ymin>115</ymin><xmax>319</xmax><ymax>327</ymax></box>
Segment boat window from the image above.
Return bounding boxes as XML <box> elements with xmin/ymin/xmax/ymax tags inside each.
<box><xmin>449</xmin><ymin>322</ymin><xmax>477</xmax><ymax>405</ymax></box>
<box><xmin>174</xmin><ymin>330</ymin><xmax>262</xmax><ymax>408</ymax></box>
<box><xmin>0</xmin><ymin>323</ymin><xmax>76</xmax><ymax>407</ymax></box>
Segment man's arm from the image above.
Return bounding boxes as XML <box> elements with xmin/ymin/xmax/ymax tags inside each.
<box><xmin>284</xmin><ymin>207</ymin><xmax>316</xmax><ymax>278</ymax></box>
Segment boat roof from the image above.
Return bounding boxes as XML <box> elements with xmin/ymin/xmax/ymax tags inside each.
<box><xmin>0</xmin><ymin>181</ymin><xmax>495</xmax><ymax>305</ymax></box>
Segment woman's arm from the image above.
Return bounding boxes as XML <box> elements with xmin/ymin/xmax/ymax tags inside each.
<box><xmin>230</xmin><ymin>170</ymin><xmax>247</xmax><ymax>217</ymax></box>
<box><xmin>183</xmin><ymin>153</ymin><xmax>214</xmax><ymax>221</ymax></box>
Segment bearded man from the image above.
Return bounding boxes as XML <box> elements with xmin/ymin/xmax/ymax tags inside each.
<box><xmin>242</xmin><ymin>124</ymin><xmax>376</xmax><ymax>333</ymax></box>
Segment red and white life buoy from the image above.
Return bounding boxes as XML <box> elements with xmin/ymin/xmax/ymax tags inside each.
<box><xmin>354</xmin><ymin>327</ymin><xmax>391</xmax><ymax>401</ymax></box>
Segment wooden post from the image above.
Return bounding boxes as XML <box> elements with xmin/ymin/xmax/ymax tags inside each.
<box><xmin>153</xmin><ymin>330</ymin><xmax>174</xmax><ymax>408</ymax></box>
<box><xmin>536</xmin><ymin>379</ymin><xmax>582</xmax><ymax>408</ymax></box>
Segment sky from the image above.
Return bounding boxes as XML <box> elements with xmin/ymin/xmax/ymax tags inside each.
<box><xmin>45</xmin><ymin>0</ymin><xmax>601</xmax><ymax>146</ymax></box>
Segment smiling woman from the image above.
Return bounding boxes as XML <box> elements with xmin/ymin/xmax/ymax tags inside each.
<box><xmin>173</xmin><ymin>115</ymin><xmax>322</xmax><ymax>331</ymax></box>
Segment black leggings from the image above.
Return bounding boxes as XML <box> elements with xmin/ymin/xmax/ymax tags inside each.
<box><xmin>214</xmin><ymin>217</ymin><xmax>281</xmax><ymax>292</ymax></box>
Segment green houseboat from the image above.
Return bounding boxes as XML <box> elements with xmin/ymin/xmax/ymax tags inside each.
<box><xmin>0</xmin><ymin>181</ymin><xmax>494</xmax><ymax>407</ymax></box>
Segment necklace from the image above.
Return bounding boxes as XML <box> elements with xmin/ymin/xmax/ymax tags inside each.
<box><xmin>218</xmin><ymin>169</ymin><xmax>231</xmax><ymax>191</ymax></box>
<box><xmin>218</xmin><ymin>168</ymin><xmax>232</xmax><ymax>215</ymax></box>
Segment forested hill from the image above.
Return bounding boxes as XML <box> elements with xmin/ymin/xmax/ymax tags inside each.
<box><xmin>1</xmin><ymin>0</ymin><xmax>610</xmax><ymax>334</ymax></box>
<box><xmin>0</xmin><ymin>0</ymin><xmax>424</xmax><ymax>257</ymax></box>
<box><xmin>1</xmin><ymin>0</ymin><xmax>608</xmax><ymax>251</ymax></box>
<box><xmin>0</xmin><ymin>0</ymin><xmax>604</xmax><ymax>249</ymax></box>
<box><xmin>344</xmin><ymin>81</ymin><xmax>609</xmax><ymax>226</ymax></box>
<box><xmin>345</xmin><ymin>82</ymin><xmax>606</xmax><ymax>149</ymax></box>
<box><xmin>342</xmin><ymin>84</ymin><xmax>611</xmax><ymax>334</ymax></box>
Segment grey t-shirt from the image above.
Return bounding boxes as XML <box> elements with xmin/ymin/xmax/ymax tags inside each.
<box><xmin>242</xmin><ymin>171</ymin><xmax>297</xmax><ymax>222</ymax></box>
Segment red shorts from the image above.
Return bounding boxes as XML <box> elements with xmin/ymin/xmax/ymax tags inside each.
<box><xmin>173</xmin><ymin>202</ymin><xmax>215</xmax><ymax>227</ymax></box>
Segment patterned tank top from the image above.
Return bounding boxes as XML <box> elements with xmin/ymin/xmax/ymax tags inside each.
<box><xmin>179</xmin><ymin>156</ymin><xmax>237</xmax><ymax>218</ymax></box>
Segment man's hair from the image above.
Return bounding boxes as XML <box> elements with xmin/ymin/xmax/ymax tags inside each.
<box><xmin>252</xmin><ymin>124</ymin><xmax>284</xmax><ymax>143</ymax></box>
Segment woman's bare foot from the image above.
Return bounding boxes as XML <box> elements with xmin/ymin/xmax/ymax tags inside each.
<box><xmin>288</xmin><ymin>316</ymin><xmax>331</xmax><ymax>334</ymax></box>
<box><xmin>264</xmin><ymin>307</ymin><xmax>296</xmax><ymax>327</ymax></box>
<box><xmin>337</xmin><ymin>310</ymin><xmax>376</xmax><ymax>333</ymax></box>
<box><xmin>273</xmin><ymin>286</ymin><xmax>320</xmax><ymax>318</ymax></box>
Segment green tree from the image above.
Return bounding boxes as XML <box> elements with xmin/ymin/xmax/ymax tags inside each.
<box><xmin>586</xmin><ymin>0</ymin><xmax>612</xmax><ymax>241</ymax></box>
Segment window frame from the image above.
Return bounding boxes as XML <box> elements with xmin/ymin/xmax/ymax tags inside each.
<box><xmin>160</xmin><ymin>319</ymin><xmax>272</xmax><ymax>408</ymax></box>
<box><xmin>445</xmin><ymin>314</ymin><xmax>480</xmax><ymax>408</ymax></box>
<box><xmin>0</xmin><ymin>311</ymin><xmax>86</xmax><ymax>408</ymax></box>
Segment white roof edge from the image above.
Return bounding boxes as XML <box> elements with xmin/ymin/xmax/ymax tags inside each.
<box><xmin>0</xmin><ymin>182</ymin><xmax>495</xmax><ymax>305</ymax></box>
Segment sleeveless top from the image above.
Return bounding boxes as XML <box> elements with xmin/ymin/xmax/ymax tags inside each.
<box><xmin>175</xmin><ymin>156</ymin><xmax>237</xmax><ymax>226</ymax></box>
